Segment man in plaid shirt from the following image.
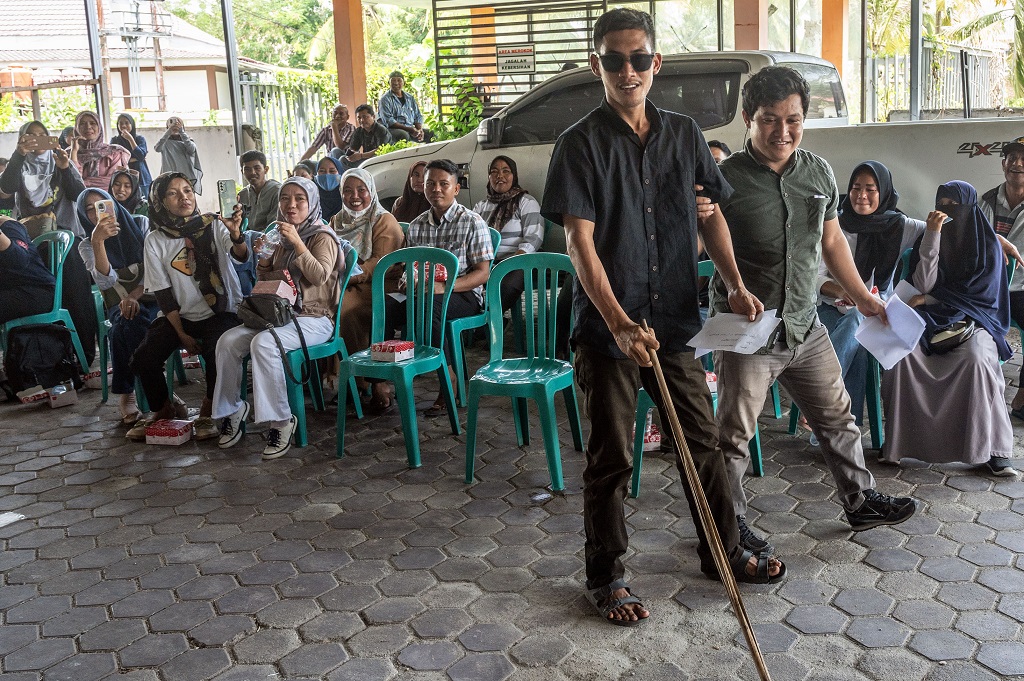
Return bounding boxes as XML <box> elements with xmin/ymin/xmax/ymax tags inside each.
<box><xmin>300</xmin><ymin>105</ymin><xmax>356</xmax><ymax>161</ymax></box>
<box><xmin>396</xmin><ymin>159</ymin><xmax>493</xmax><ymax>416</ymax></box>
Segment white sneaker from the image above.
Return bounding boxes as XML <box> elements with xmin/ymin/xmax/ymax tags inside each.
<box><xmin>263</xmin><ymin>415</ymin><xmax>297</xmax><ymax>459</ymax></box>
<box><xmin>218</xmin><ymin>402</ymin><xmax>251</xmax><ymax>449</ymax></box>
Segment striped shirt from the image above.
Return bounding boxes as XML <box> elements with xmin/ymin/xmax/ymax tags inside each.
<box><xmin>309</xmin><ymin>122</ymin><xmax>356</xmax><ymax>155</ymax></box>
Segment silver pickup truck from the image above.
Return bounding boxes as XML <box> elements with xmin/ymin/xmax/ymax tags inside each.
<box><xmin>363</xmin><ymin>51</ymin><xmax>1022</xmax><ymax>225</ymax></box>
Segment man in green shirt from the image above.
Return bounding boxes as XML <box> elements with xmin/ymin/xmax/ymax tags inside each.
<box><xmin>708</xmin><ymin>66</ymin><xmax>917</xmax><ymax>553</ymax></box>
<box><xmin>237</xmin><ymin>150</ymin><xmax>280</xmax><ymax>233</ymax></box>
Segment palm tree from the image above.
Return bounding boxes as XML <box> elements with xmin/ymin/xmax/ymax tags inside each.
<box><xmin>949</xmin><ymin>0</ymin><xmax>1024</xmax><ymax>96</ymax></box>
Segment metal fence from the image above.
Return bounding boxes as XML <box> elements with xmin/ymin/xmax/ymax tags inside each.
<box><xmin>239</xmin><ymin>73</ymin><xmax>335</xmax><ymax>181</ymax></box>
<box><xmin>867</xmin><ymin>43</ymin><xmax>997</xmax><ymax>121</ymax></box>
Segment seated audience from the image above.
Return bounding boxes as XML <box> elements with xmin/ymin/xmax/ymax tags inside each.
<box><xmin>882</xmin><ymin>181</ymin><xmax>1017</xmax><ymax>477</ymax></box>
<box><xmin>214</xmin><ymin>177</ymin><xmax>354</xmax><ymax>459</ymax></box>
<box><xmin>291</xmin><ymin>161</ymin><xmax>316</xmax><ymax>180</ymax></box>
<box><xmin>386</xmin><ymin>159</ymin><xmax>493</xmax><ymax>417</ymax></box>
<box><xmin>237</xmin><ymin>150</ymin><xmax>281</xmax><ymax>232</ymax></box>
<box><xmin>301</xmin><ymin>105</ymin><xmax>356</xmax><ymax>161</ymax></box>
<box><xmin>316</xmin><ymin>156</ymin><xmax>345</xmax><ymax>222</ymax></box>
<box><xmin>330</xmin><ymin>168</ymin><xmax>405</xmax><ymax>410</ymax></box>
<box><xmin>71</xmin><ymin>111</ymin><xmax>131</xmax><ymax>191</ymax></box>
<box><xmin>471</xmin><ymin>155</ymin><xmax>544</xmax><ymax>311</ymax></box>
<box><xmin>378</xmin><ymin>71</ymin><xmax>432</xmax><ymax>143</ymax></box>
<box><xmin>155</xmin><ymin>117</ymin><xmax>204</xmax><ymax>195</ymax></box>
<box><xmin>110</xmin><ymin>169</ymin><xmax>149</xmax><ymax>217</ymax></box>
<box><xmin>77</xmin><ymin>188</ymin><xmax>155</xmax><ymax>425</ymax></box>
<box><xmin>127</xmin><ymin>172</ymin><xmax>247</xmax><ymax>441</ymax></box>
<box><xmin>390</xmin><ymin>160</ymin><xmax>429</xmax><ymax>223</ymax></box>
<box><xmin>0</xmin><ymin>215</ymin><xmax>55</xmax><ymax>324</ymax></box>
<box><xmin>110</xmin><ymin>113</ymin><xmax>152</xmax><ymax>199</ymax></box>
<box><xmin>706</xmin><ymin>139</ymin><xmax>732</xmax><ymax>165</ymax></box>
<box><xmin>343</xmin><ymin>105</ymin><xmax>391</xmax><ymax>169</ymax></box>
<box><xmin>0</xmin><ymin>120</ymin><xmax>97</xmax><ymax>366</ymax></box>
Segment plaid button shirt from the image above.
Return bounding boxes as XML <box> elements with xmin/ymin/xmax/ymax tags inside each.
<box><xmin>408</xmin><ymin>202</ymin><xmax>494</xmax><ymax>304</ymax></box>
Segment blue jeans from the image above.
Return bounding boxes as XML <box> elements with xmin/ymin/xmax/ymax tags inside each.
<box><xmin>817</xmin><ymin>304</ymin><xmax>867</xmax><ymax>425</ymax></box>
<box><xmin>108</xmin><ymin>301</ymin><xmax>159</xmax><ymax>394</ymax></box>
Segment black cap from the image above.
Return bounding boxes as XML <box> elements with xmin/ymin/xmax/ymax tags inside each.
<box><xmin>1003</xmin><ymin>135</ymin><xmax>1024</xmax><ymax>156</ymax></box>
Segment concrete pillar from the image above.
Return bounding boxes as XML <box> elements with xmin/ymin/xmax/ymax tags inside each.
<box><xmin>734</xmin><ymin>0</ymin><xmax>769</xmax><ymax>50</ymax></box>
<box><xmin>332</xmin><ymin>0</ymin><xmax>367</xmax><ymax>109</ymax></box>
<box><xmin>822</xmin><ymin>0</ymin><xmax>849</xmax><ymax>75</ymax></box>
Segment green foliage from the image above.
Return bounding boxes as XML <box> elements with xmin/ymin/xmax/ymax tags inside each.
<box><xmin>0</xmin><ymin>95</ymin><xmax>16</xmax><ymax>132</ymax></box>
<box><xmin>165</xmin><ymin>0</ymin><xmax>330</xmax><ymax>69</ymax></box>
<box><xmin>374</xmin><ymin>139</ymin><xmax>418</xmax><ymax>157</ymax></box>
<box><xmin>424</xmin><ymin>78</ymin><xmax>483</xmax><ymax>142</ymax></box>
<box><xmin>274</xmin><ymin>68</ymin><xmax>338</xmax><ymax>103</ymax></box>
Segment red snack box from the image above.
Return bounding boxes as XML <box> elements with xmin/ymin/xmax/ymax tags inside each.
<box><xmin>412</xmin><ymin>262</ymin><xmax>448</xmax><ymax>283</ymax></box>
<box><xmin>371</xmin><ymin>340</ymin><xmax>415</xmax><ymax>362</ymax></box>
<box><xmin>17</xmin><ymin>385</ymin><xmax>48</xmax><ymax>404</ymax></box>
<box><xmin>643</xmin><ymin>422</ymin><xmax>661</xmax><ymax>452</ymax></box>
<box><xmin>48</xmin><ymin>385</ymin><xmax>78</xmax><ymax>408</ymax></box>
<box><xmin>146</xmin><ymin>419</ymin><xmax>194</xmax><ymax>446</ymax></box>
<box><xmin>252</xmin><ymin>279</ymin><xmax>297</xmax><ymax>305</ymax></box>
<box><xmin>705</xmin><ymin>371</ymin><xmax>717</xmax><ymax>393</ymax></box>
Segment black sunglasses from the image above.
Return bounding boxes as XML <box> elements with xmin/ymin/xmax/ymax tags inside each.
<box><xmin>597</xmin><ymin>52</ymin><xmax>655</xmax><ymax>73</ymax></box>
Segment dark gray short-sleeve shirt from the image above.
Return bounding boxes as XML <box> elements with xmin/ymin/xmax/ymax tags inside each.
<box><xmin>541</xmin><ymin>99</ymin><xmax>732</xmax><ymax>358</ymax></box>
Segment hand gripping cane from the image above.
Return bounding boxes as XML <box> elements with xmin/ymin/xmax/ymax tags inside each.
<box><xmin>641</xmin><ymin>321</ymin><xmax>772</xmax><ymax>681</ymax></box>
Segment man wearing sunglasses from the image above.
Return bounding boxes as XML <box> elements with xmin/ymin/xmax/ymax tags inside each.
<box><xmin>542</xmin><ymin>8</ymin><xmax>785</xmax><ymax>629</ymax></box>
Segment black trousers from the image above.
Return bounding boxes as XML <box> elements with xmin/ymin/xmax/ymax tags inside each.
<box><xmin>573</xmin><ymin>344</ymin><xmax>744</xmax><ymax>589</ymax></box>
<box><xmin>383</xmin><ymin>291</ymin><xmax>481</xmax><ymax>366</ymax></box>
<box><xmin>129</xmin><ymin>313</ymin><xmax>239</xmax><ymax>408</ymax></box>
<box><xmin>63</xmin><ymin>237</ymin><xmax>98</xmax><ymax>366</ymax></box>
<box><xmin>0</xmin><ymin>284</ymin><xmax>53</xmax><ymax>325</ymax></box>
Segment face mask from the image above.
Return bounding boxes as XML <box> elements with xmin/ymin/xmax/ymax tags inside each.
<box><xmin>317</xmin><ymin>174</ymin><xmax>340</xmax><ymax>191</ymax></box>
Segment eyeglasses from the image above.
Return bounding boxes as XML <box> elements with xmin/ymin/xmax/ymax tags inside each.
<box><xmin>597</xmin><ymin>52</ymin><xmax>655</xmax><ymax>73</ymax></box>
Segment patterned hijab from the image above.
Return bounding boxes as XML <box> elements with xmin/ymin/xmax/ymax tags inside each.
<box><xmin>149</xmin><ymin>171</ymin><xmax>226</xmax><ymax>313</ymax></box>
<box><xmin>75</xmin><ymin>111</ymin><xmax>123</xmax><ymax>182</ymax></box>
<box><xmin>484</xmin><ymin>155</ymin><xmax>526</xmax><ymax>232</ymax></box>
<box><xmin>17</xmin><ymin>121</ymin><xmax>56</xmax><ymax>209</ymax></box>
<box><xmin>332</xmin><ymin>168</ymin><xmax>389</xmax><ymax>261</ymax></box>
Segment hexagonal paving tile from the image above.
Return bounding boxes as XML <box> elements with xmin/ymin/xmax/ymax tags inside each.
<box><xmin>784</xmin><ymin>605</ymin><xmax>849</xmax><ymax>634</ymax></box>
<box><xmin>955</xmin><ymin>610</ymin><xmax>1022</xmax><ymax>642</ymax></box>
<box><xmin>398</xmin><ymin>641</ymin><xmax>462</xmax><ymax>671</ymax></box>
<box><xmin>908</xmin><ymin>630</ymin><xmax>977</xmax><ymax>661</ymax></box>
<box><xmin>846</xmin><ymin>618</ymin><xmax>911</xmax><ymax>648</ymax></box>
<box><xmin>833</xmin><ymin>588</ymin><xmax>894</xmax><ymax>617</ymax></box>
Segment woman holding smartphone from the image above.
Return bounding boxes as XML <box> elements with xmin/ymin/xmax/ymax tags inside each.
<box><xmin>126</xmin><ymin>172</ymin><xmax>248</xmax><ymax>441</ymax></box>
<box><xmin>77</xmin><ymin>188</ymin><xmax>155</xmax><ymax>425</ymax></box>
<box><xmin>70</xmin><ymin>111</ymin><xmax>131</xmax><ymax>190</ymax></box>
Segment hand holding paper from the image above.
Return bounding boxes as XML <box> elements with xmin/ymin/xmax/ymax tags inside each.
<box><xmin>854</xmin><ymin>285</ymin><xmax>925</xmax><ymax>370</ymax></box>
<box><xmin>688</xmin><ymin>309</ymin><xmax>782</xmax><ymax>358</ymax></box>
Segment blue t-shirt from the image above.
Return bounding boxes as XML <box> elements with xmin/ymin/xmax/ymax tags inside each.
<box><xmin>0</xmin><ymin>220</ymin><xmax>56</xmax><ymax>290</ymax></box>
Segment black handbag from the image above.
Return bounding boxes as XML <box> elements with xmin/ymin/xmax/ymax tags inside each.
<box><xmin>924</xmin><ymin>319</ymin><xmax>976</xmax><ymax>355</ymax></box>
<box><xmin>236</xmin><ymin>294</ymin><xmax>312</xmax><ymax>385</ymax></box>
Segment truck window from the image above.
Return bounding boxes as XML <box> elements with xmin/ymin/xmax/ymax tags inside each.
<box><xmin>782</xmin><ymin>62</ymin><xmax>848</xmax><ymax>119</ymax></box>
<box><xmin>499</xmin><ymin>70</ymin><xmax>740</xmax><ymax>147</ymax></box>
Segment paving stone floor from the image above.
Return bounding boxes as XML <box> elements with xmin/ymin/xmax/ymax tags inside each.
<box><xmin>1</xmin><ymin>342</ymin><xmax>1023</xmax><ymax>680</ymax></box>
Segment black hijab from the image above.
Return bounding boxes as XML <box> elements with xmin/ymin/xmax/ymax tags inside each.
<box><xmin>75</xmin><ymin>188</ymin><xmax>145</xmax><ymax>270</ymax></box>
<box><xmin>908</xmin><ymin>181</ymin><xmax>1011</xmax><ymax>360</ymax></box>
<box><xmin>838</xmin><ymin>161</ymin><xmax>906</xmax><ymax>291</ymax></box>
<box><xmin>109</xmin><ymin>169</ymin><xmax>144</xmax><ymax>213</ymax></box>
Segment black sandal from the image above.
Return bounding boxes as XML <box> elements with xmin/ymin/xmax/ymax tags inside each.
<box><xmin>703</xmin><ymin>550</ymin><xmax>787</xmax><ymax>585</ymax></box>
<box><xmin>423</xmin><ymin>401</ymin><xmax>448</xmax><ymax>418</ymax></box>
<box><xmin>586</xmin><ymin>579</ymin><xmax>648</xmax><ymax>627</ymax></box>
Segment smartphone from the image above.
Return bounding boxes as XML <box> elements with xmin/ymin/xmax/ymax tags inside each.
<box><xmin>95</xmin><ymin>199</ymin><xmax>116</xmax><ymax>219</ymax></box>
<box><xmin>45</xmin><ymin>136</ymin><xmax>60</xmax><ymax>150</ymax></box>
<box><xmin>217</xmin><ymin>179</ymin><xmax>237</xmax><ymax>217</ymax></box>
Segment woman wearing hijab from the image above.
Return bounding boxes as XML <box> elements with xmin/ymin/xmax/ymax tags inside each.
<box><xmin>77</xmin><ymin>188</ymin><xmax>155</xmax><ymax>425</ymax></box>
<box><xmin>472</xmin><ymin>155</ymin><xmax>544</xmax><ymax>311</ymax></box>
<box><xmin>814</xmin><ymin>161</ymin><xmax>925</xmax><ymax>426</ymax></box>
<box><xmin>126</xmin><ymin>172</ymin><xmax>248</xmax><ymax>441</ymax></box>
<box><xmin>109</xmin><ymin>169</ymin><xmax>149</xmax><ymax>217</ymax></box>
<box><xmin>0</xmin><ymin>120</ymin><xmax>98</xmax><ymax>367</ymax></box>
<box><xmin>330</xmin><ymin>168</ymin><xmax>405</xmax><ymax>410</ymax></box>
<box><xmin>70</xmin><ymin>111</ymin><xmax>131</xmax><ymax>191</ymax></box>
<box><xmin>315</xmin><ymin>156</ymin><xmax>344</xmax><ymax>222</ymax></box>
<box><xmin>390</xmin><ymin>160</ymin><xmax>430</xmax><ymax>223</ymax></box>
<box><xmin>213</xmin><ymin>177</ymin><xmax>357</xmax><ymax>459</ymax></box>
<box><xmin>155</xmin><ymin>117</ymin><xmax>203</xmax><ymax>195</ymax></box>
<box><xmin>110</xmin><ymin>113</ymin><xmax>152</xmax><ymax>199</ymax></box>
<box><xmin>882</xmin><ymin>181</ymin><xmax>1017</xmax><ymax>477</ymax></box>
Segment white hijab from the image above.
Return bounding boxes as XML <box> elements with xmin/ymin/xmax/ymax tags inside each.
<box><xmin>332</xmin><ymin>168</ymin><xmax>389</xmax><ymax>261</ymax></box>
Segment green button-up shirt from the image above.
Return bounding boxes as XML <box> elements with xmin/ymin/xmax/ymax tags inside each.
<box><xmin>710</xmin><ymin>141</ymin><xmax>839</xmax><ymax>347</ymax></box>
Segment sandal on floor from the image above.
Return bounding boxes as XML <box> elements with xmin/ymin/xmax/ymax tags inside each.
<box><xmin>367</xmin><ymin>396</ymin><xmax>395</xmax><ymax>415</ymax></box>
<box><xmin>703</xmin><ymin>550</ymin><xmax>787</xmax><ymax>585</ymax></box>
<box><xmin>586</xmin><ymin>579</ymin><xmax>648</xmax><ymax>627</ymax></box>
<box><xmin>423</xmin><ymin>401</ymin><xmax>448</xmax><ymax>418</ymax></box>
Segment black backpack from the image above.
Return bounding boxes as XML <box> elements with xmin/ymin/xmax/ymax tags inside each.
<box><xmin>3</xmin><ymin>324</ymin><xmax>83</xmax><ymax>395</ymax></box>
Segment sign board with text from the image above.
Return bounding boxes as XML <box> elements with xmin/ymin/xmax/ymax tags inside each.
<box><xmin>497</xmin><ymin>44</ymin><xmax>536</xmax><ymax>74</ymax></box>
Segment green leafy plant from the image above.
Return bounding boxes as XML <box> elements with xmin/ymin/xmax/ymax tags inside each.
<box><xmin>374</xmin><ymin>139</ymin><xmax>418</xmax><ymax>156</ymax></box>
<box><xmin>424</xmin><ymin>77</ymin><xmax>483</xmax><ymax>142</ymax></box>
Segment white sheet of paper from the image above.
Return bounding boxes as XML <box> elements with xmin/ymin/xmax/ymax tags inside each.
<box><xmin>388</xmin><ymin>292</ymin><xmax>407</xmax><ymax>303</ymax></box>
<box><xmin>688</xmin><ymin>309</ymin><xmax>782</xmax><ymax>358</ymax></box>
<box><xmin>854</xmin><ymin>294</ymin><xmax>925</xmax><ymax>370</ymax></box>
<box><xmin>893</xmin><ymin>279</ymin><xmax>921</xmax><ymax>302</ymax></box>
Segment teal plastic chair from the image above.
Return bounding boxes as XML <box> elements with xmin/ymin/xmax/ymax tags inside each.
<box><xmin>398</xmin><ymin>222</ymin><xmax>410</xmax><ymax>234</ymax></box>
<box><xmin>465</xmin><ymin>253</ymin><xmax>583</xmax><ymax>492</ymax></box>
<box><xmin>336</xmin><ymin>247</ymin><xmax>461</xmax><ymax>467</ymax></box>
<box><xmin>241</xmin><ymin>249</ymin><xmax>363</xmax><ymax>447</ymax></box>
<box><xmin>788</xmin><ymin>356</ymin><xmax>884</xmax><ymax>449</ymax></box>
<box><xmin>92</xmin><ymin>286</ymin><xmax>111</xmax><ymax>402</ymax></box>
<box><xmin>1</xmin><ymin>230</ymin><xmax>90</xmax><ymax>372</ymax></box>
<box><xmin>630</xmin><ymin>383</ymin><xmax>765</xmax><ymax>498</ymax></box>
<box><xmin>448</xmin><ymin>228</ymin><xmax>501</xmax><ymax>407</ymax></box>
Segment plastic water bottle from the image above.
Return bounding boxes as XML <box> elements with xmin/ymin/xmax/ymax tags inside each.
<box><xmin>256</xmin><ymin>224</ymin><xmax>281</xmax><ymax>259</ymax></box>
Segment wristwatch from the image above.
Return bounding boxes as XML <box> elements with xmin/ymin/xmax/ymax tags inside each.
<box><xmin>230</xmin><ymin>232</ymin><xmax>246</xmax><ymax>245</ymax></box>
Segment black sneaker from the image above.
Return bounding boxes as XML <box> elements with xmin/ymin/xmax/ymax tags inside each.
<box><xmin>736</xmin><ymin>515</ymin><xmax>775</xmax><ymax>555</ymax></box>
<box><xmin>981</xmin><ymin>456</ymin><xmax>1020</xmax><ymax>478</ymax></box>
<box><xmin>846</xmin><ymin>489</ymin><xmax>917</xmax><ymax>531</ymax></box>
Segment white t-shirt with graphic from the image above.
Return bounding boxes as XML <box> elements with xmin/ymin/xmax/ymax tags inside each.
<box><xmin>144</xmin><ymin>220</ymin><xmax>238</xmax><ymax>322</ymax></box>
